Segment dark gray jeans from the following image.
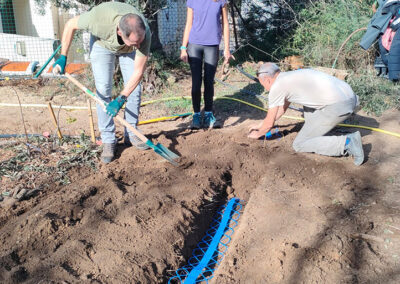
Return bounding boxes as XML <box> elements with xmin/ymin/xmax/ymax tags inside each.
<box><xmin>293</xmin><ymin>98</ymin><xmax>356</xmax><ymax>156</ymax></box>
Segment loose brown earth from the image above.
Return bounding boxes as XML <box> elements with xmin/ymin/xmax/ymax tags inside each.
<box><xmin>1</xmin><ymin>72</ymin><xmax>400</xmax><ymax>283</ymax></box>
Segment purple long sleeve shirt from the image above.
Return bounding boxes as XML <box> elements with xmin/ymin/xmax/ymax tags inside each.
<box><xmin>187</xmin><ymin>0</ymin><xmax>227</xmax><ymax>46</ymax></box>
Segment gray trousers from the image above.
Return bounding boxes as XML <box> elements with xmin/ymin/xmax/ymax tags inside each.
<box><xmin>293</xmin><ymin>98</ymin><xmax>356</xmax><ymax>156</ymax></box>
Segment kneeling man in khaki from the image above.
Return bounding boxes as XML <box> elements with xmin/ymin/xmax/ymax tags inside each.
<box><xmin>248</xmin><ymin>63</ymin><xmax>364</xmax><ymax>166</ymax></box>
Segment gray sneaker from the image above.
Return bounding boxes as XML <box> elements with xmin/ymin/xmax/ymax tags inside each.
<box><xmin>345</xmin><ymin>131</ymin><xmax>364</xmax><ymax>166</ymax></box>
<box><xmin>101</xmin><ymin>143</ymin><xmax>116</xmax><ymax>164</ymax></box>
<box><xmin>125</xmin><ymin>134</ymin><xmax>150</xmax><ymax>150</ymax></box>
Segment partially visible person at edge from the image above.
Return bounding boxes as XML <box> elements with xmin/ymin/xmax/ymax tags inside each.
<box><xmin>372</xmin><ymin>0</ymin><xmax>385</xmax><ymax>13</ymax></box>
<box><xmin>180</xmin><ymin>0</ymin><xmax>235</xmax><ymax>129</ymax></box>
<box><xmin>53</xmin><ymin>2</ymin><xmax>151</xmax><ymax>164</ymax></box>
<box><xmin>248</xmin><ymin>63</ymin><xmax>365</xmax><ymax>166</ymax></box>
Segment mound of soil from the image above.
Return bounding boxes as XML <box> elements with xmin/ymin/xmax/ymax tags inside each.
<box><xmin>1</xmin><ymin>65</ymin><xmax>400</xmax><ymax>284</ymax></box>
<box><xmin>1</xmin><ymin>109</ymin><xmax>400</xmax><ymax>283</ymax></box>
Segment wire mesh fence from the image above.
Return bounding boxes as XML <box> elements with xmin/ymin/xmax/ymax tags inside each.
<box><xmin>1</xmin><ymin>0</ymin><xmax>364</xmax><ymax>79</ymax></box>
<box><xmin>0</xmin><ymin>0</ymin><xmax>251</xmax><ymax>78</ymax></box>
<box><xmin>0</xmin><ymin>0</ymin><xmax>88</xmax><ymax>77</ymax></box>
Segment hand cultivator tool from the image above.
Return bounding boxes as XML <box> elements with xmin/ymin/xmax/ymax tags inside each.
<box><xmin>65</xmin><ymin>73</ymin><xmax>180</xmax><ymax>166</ymax></box>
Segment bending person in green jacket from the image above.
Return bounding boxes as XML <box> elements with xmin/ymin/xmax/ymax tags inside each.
<box><xmin>53</xmin><ymin>2</ymin><xmax>151</xmax><ymax>163</ymax></box>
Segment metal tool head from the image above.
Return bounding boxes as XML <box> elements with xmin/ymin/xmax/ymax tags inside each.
<box><xmin>146</xmin><ymin>140</ymin><xmax>180</xmax><ymax>166</ymax></box>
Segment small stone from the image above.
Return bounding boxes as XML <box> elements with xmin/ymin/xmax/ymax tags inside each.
<box><xmin>229</xmin><ymin>257</ymin><xmax>237</xmax><ymax>267</ymax></box>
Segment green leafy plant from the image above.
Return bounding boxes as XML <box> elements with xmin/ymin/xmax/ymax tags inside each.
<box><xmin>66</xmin><ymin>117</ymin><xmax>77</xmax><ymax>124</ymax></box>
<box><xmin>347</xmin><ymin>72</ymin><xmax>400</xmax><ymax>115</ymax></box>
<box><xmin>286</xmin><ymin>0</ymin><xmax>374</xmax><ymax>71</ymax></box>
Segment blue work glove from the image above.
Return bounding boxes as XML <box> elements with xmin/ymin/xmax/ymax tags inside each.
<box><xmin>106</xmin><ymin>95</ymin><xmax>127</xmax><ymax>117</ymax></box>
<box><xmin>265</xmin><ymin>128</ymin><xmax>281</xmax><ymax>139</ymax></box>
<box><xmin>52</xmin><ymin>55</ymin><xmax>67</xmax><ymax>75</ymax></box>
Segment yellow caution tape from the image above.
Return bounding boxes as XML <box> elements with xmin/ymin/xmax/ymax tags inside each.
<box><xmin>140</xmin><ymin>96</ymin><xmax>400</xmax><ymax>139</ymax></box>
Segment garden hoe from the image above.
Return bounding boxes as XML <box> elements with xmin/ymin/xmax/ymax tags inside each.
<box><xmin>65</xmin><ymin>73</ymin><xmax>180</xmax><ymax>166</ymax></box>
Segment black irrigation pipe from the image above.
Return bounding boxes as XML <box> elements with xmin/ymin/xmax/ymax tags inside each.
<box><xmin>235</xmin><ymin>65</ymin><xmax>259</xmax><ymax>83</ymax></box>
<box><xmin>214</xmin><ymin>78</ymin><xmax>267</xmax><ymax>100</ymax></box>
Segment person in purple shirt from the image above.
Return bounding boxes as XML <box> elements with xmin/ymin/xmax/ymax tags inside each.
<box><xmin>180</xmin><ymin>0</ymin><xmax>234</xmax><ymax>129</ymax></box>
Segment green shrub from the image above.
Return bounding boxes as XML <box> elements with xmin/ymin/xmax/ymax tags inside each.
<box><xmin>347</xmin><ymin>71</ymin><xmax>400</xmax><ymax>115</ymax></box>
<box><xmin>283</xmin><ymin>0</ymin><xmax>400</xmax><ymax>115</ymax></box>
<box><xmin>287</xmin><ymin>0</ymin><xmax>374</xmax><ymax>71</ymax></box>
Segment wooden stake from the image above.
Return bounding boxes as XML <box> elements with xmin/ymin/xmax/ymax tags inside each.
<box><xmin>87</xmin><ymin>99</ymin><xmax>96</xmax><ymax>143</ymax></box>
<box><xmin>47</xmin><ymin>102</ymin><xmax>63</xmax><ymax>139</ymax></box>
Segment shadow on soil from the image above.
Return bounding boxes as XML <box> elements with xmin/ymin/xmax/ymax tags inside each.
<box><xmin>285</xmin><ymin>144</ymin><xmax>400</xmax><ymax>283</ymax></box>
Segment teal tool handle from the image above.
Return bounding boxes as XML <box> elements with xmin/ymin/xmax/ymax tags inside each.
<box><xmin>34</xmin><ymin>44</ymin><xmax>62</xmax><ymax>78</ymax></box>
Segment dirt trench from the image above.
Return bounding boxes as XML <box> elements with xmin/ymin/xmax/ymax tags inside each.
<box><xmin>1</xmin><ymin>115</ymin><xmax>400</xmax><ymax>283</ymax></box>
<box><xmin>0</xmin><ymin>124</ymin><xmax>271</xmax><ymax>283</ymax></box>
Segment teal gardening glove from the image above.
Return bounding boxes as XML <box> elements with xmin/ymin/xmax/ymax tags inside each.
<box><xmin>52</xmin><ymin>55</ymin><xmax>67</xmax><ymax>75</ymax></box>
<box><xmin>106</xmin><ymin>95</ymin><xmax>127</xmax><ymax>117</ymax></box>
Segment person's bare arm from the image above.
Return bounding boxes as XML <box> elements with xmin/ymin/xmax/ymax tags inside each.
<box><xmin>61</xmin><ymin>16</ymin><xmax>80</xmax><ymax>56</ymax></box>
<box><xmin>221</xmin><ymin>4</ymin><xmax>234</xmax><ymax>64</ymax></box>
<box><xmin>275</xmin><ymin>99</ymin><xmax>290</xmax><ymax>121</ymax></box>
<box><xmin>180</xmin><ymin>8</ymin><xmax>193</xmax><ymax>63</ymax></box>
<box><xmin>120</xmin><ymin>55</ymin><xmax>148</xmax><ymax>97</ymax></box>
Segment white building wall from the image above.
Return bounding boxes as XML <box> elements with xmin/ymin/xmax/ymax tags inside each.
<box><xmin>13</xmin><ymin>0</ymin><xmax>55</xmax><ymax>39</ymax></box>
<box><xmin>30</xmin><ymin>0</ymin><xmax>55</xmax><ymax>38</ymax></box>
<box><xmin>0</xmin><ymin>0</ymin><xmax>57</xmax><ymax>65</ymax></box>
<box><xmin>0</xmin><ymin>0</ymin><xmax>89</xmax><ymax>67</ymax></box>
